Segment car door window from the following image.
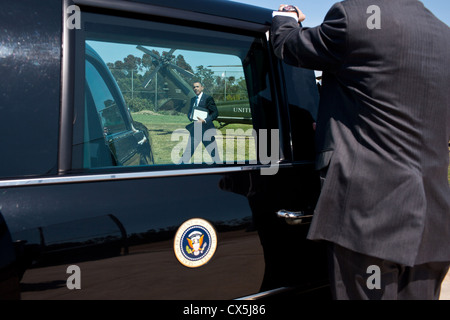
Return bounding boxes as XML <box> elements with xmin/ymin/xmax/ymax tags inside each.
<box><xmin>72</xmin><ymin>12</ymin><xmax>278</xmax><ymax>171</ymax></box>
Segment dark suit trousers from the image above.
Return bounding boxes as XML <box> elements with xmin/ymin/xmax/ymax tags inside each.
<box><xmin>181</xmin><ymin>121</ymin><xmax>220</xmax><ymax>162</ymax></box>
<box><xmin>327</xmin><ymin>243</ymin><xmax>450</xmax><ymax>300</ymax></box>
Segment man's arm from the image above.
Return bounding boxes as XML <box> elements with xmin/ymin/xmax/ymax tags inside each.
<box><xmin>187</xmin><ymin>97</ymin><xmax>195</xmax><ymax>121</ymax></box>
<box><xmin>204</xmin><ymin>96</ymin><xmax>218</xmax><ymax>124</ymax></box>
<box><xmin>271</xmin><ymin>2</ymin><xmax>348</xmax><ymax>72</ymax></box>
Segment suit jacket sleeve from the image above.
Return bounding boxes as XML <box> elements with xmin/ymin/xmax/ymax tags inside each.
<box><xmin>270</xmin><ymin>2</ymin><xmax>348</xmax><ymax>72</ymax></box>
<box><xmin>205</xmin><ymin>96</ymin><xmax>219</xmax><ymax>124</ymax></box>
<box><xmin>187</xmin><ymin>97</ymin><xmax>195</xmax><ymax>121</ymax></box>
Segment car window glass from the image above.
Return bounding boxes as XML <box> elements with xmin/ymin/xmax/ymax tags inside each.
<box><xmin>85</xmin><ymin>60</ymin><xmax>128</xmax><ymax>135</ymax></box>
<box><xmin>282</xmin><ymin>63</ymin><xmax>319</xmax><ymax>161</ymax></box>
<box><xmin>72</xmin><ymin>13</ymin><xmax>277</xmax><ymax>171</ymax></box>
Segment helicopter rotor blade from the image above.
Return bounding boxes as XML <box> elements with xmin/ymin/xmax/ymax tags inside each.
<box><xmin>166</xmin><ymin>48</ymin><xmax>176</xmax><ymax>56</ymax></box>
<box><xmin>143</xmin><ymin>65</ymin><xmax>161</xmax><ymax>88</ymax></box>
<box><xmin>136</xmin><ymin>45</ymin><xmax>161</xmax><ymax>61</ymax></box>
<box><xmin>169</xmin><ymin>63</ymin><xmax>195</xmax><ymax>78</ymax></box>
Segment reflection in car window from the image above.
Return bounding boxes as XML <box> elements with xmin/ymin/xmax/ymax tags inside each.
<box><xmin>85</xmin><ymin>60</ymin><xmax>127</xmax><ymax>135</ymax></box>
<box><xmin>72</xmin><ymin>12</ymin><xmax>277</xmax><ymax>171</ymax></box>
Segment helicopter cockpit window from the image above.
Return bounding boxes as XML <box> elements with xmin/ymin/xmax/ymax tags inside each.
<box><xmin>72</xmin><ymin>12</ymin><xmax>277</xmax><ymax>171</ymax></box>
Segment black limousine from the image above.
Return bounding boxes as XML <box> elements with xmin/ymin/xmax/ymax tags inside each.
<box><xmin>0</xmin><ymin>0</ymin><xmax>328</xmax><ymax>300</ymax></box>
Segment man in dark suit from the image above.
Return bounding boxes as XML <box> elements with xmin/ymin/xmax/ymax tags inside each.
<box><xmin>271</xmin><ymin>0</ymin><xmax>450</xmax><ymax>299</ymax></box>
<box><xmin>181</xmin><ymin>81</ymin><xmax>220</xmax><ymax>163</ymax></box>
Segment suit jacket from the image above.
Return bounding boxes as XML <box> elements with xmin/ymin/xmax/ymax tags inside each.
<box><xmin>188</xmin><ymin>93</ymin><xmax>219</xmax><ymax>131</ymax></box>
<box><xmin>271</xmin><ymin>0</ymin><xmax>450</xmax><ymax>266</ymax></box>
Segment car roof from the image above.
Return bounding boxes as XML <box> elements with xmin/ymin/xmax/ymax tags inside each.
<box><xmin>121</xmin><ymin>0</ymin><xmax>274</xmax><ymax>26</ymax></box>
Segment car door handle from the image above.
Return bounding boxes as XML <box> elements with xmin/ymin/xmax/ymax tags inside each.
<box><xmin>276</xmin><ymin>209</ymin><xmax>313</xmax><ymax>225</ymax></box>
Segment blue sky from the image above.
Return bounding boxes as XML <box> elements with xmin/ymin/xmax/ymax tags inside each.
<box><xmin>233</xmin><ymin>0</ymin><xmax>450</xmax><ymax>27</ymax></box>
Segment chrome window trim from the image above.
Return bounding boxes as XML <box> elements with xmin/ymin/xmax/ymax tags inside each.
<box><xmin>0</xmin><ymin>164</ymin><xmax>289</xmax><ymax>188</ymax></box>
<box><xmin>234</xmin><ymin>287</ymin><xmax>293</xmax><ymax>300</ymax></box>
<box><xmin>60</xmin><ymin>0</ymin><xmax>77</xmax><ymax>173</ymax></box>
<box><xmin>235</xmin><ymin>283</ymin><xmax>329</xmax><ymax>300</ymax></box>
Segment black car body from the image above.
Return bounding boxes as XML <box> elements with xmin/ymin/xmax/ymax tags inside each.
<box><xmin>0</xmin><ymin>0</ymin><xmax>328</xmax><ymax>300</ymax></box>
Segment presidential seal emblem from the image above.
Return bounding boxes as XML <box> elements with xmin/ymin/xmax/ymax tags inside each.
<box><xmin>174</xmin><ymin>218</ymin><xmax>217</xmax><ymax>268</ymax></box>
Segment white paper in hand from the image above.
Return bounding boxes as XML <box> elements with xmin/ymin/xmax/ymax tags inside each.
<box><xmin>192</xmin><ymin>108</ymin><xmax>208</xmax><ymax>121</ymax></box>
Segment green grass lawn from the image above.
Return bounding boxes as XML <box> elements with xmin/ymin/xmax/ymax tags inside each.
<box><xmin>131</xmin><ymin>111</ymin><xmax>256</xmax><ymax>164</ymax></box>
<box><xmin>132</xmin><ymin>112</ymin><xmax>188</xmax><ymax>164</ymax></box>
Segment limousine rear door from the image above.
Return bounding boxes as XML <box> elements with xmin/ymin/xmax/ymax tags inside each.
<box><xmin>4</xmin><ymin>0</ymin><xmax>328</xmax><ymax>299</ymax></box>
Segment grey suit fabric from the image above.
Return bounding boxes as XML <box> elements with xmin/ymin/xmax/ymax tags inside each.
<box><xmin>271</xmin><ymin>0</ymin><xmax>450</xmax><ymax>267</ymax></box>
<box><xmin>328</xmin><ymin>243</ymin><xmax>450</xmax><ymax>299</ymax></box>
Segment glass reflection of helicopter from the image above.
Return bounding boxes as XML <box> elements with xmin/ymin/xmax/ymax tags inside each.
<box><xmin>136</xmin><ymin>45</ymin><xmax>252</xmax><ymax>128</ymax></box>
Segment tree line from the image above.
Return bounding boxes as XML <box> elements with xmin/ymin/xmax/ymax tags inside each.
<box><xmin>107</xmin><ymin>50</ymin><xmax>248</xmax><ymax>113</ymax></box>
